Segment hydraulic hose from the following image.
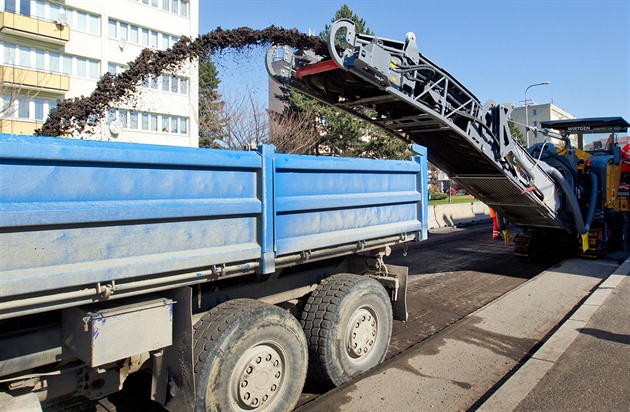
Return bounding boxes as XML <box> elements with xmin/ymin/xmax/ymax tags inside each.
<box><xmin>545</xmin><ymin>167</ymin><xmax>598</xmax><ymax>234</ymax></box>
<box><xmin>530</xmin><ymin>144</ymin><xmax>578</xmax><ymax>182</ymax></box>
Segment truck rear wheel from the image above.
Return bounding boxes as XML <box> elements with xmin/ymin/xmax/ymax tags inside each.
<box><xmin>301</xmin><ymin>274</ymin><xmax>393</xmax><ymax>387</ymax></box>
<box><xmin>193</xmin><ymin>299</ymin><xmax>307</xmax><ymax>412</ymax></box>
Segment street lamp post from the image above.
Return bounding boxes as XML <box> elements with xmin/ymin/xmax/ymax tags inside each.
<box><xmin>524</xmin><ymin>81</ymin><xmax>551</xmax><ymax>147</ymax></box>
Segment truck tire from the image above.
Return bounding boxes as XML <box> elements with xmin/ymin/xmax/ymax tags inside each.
<box><xmin>301</xmin><ymin>274</ymin><xmax>393</xmax><ymax>387</ymax></box>
<box><xmin>193</xmin><ymin>299</ymin><xmax>308</xmax><ymax>412</ymax></box>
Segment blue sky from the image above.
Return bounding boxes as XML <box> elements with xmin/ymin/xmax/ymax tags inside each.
<box><xmin>199</xmin><ymin>0</ymin><xmax>629</xmax><ymax>119</ymax></box>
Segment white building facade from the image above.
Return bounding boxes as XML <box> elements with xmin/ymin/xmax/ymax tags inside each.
<box><xmin>511</xmin><ymin>103</ymin><xmax>574</xmax><ymax>146</ymax></box>
<box><xmin>1</xmin><ymin>0</ymin><xmax>199</xmax><ymax>147</ymax></box>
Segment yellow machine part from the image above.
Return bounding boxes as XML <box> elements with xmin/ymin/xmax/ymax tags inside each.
<box><xmin>555</xmin><ymin>147</ymin><xmax>627</xmax><ymax>212</ymax></box>
<box><xmin>605</xmin><ymin>162</ymin><xmax>623</xmax><ymax>211</ymax></box>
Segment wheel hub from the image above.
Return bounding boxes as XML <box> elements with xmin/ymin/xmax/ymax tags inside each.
<box><xmin>235</xmin><ymin>345</ymin><xmax>283</xmax><ymax>409</ymax></box>
<box><xmin>347</xmin><ymin>308</ymin><xmax>377</xmax><ymax>359</ymax></box>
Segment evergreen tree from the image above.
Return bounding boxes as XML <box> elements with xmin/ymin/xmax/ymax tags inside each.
<box><xmin>197</xmin><ymin>55</ymin><xmax>225</xmax><ymax>148</ymax></box>
<box><xmin>509</xmin><ymin>120</ymin><xmax>526</xmax><ymax>146</ymax></box>
<box><xmin>320</xmin><ymin>4</ymin><xmax>373</xmax><ymax>40</ymax></box>
<box><xmin>283</xmin><ymin>4</ymin><xmax>407</xmax><ymax>159</ymax></box>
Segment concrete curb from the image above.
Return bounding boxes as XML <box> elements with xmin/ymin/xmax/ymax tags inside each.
<box><xmin>478</xmin><ymin>256</ymin><xmax>630</xmax><ymax>411</ymax></box>
<box><xmin>428</xmin><ymin>202</ymin><xmax>490</xmax><ymax>229</ymax></box>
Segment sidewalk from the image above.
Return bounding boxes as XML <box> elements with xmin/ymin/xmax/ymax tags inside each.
<box><xmin>479</xmin><ymin>254</ymin><xmax>630</xmax><ymax>411</ymax></box>
<box><xmin>297</xmin><ymin>253</ymin><xmax>630</xmax><ymax>412</ymax></box>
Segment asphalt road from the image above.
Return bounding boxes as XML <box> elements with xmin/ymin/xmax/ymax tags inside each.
<box><xmin>44</xmin><ymin>224</ymin><xmax>565</xmax><ymax>411</ymax></box>
<box><xmin>297</xmin><ymin>225</ymin><xmax>563</xmax><ymax>406</ymax></box>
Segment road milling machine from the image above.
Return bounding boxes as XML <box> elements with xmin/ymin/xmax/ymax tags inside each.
<box><xmin>266</xmin><ymin>19</ymin><xmax>630</xmax><ymax>258</ymax></box>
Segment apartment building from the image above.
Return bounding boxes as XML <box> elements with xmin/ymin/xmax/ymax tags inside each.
<box><xmin>0</xmin><ymin>0</ymin><xmax>199</xmax><ymax>147</ymax></box>
<box><xmin>511</xmin><ymin>103</ymin><xmax>574</xmax><ymax>146</ymax></box>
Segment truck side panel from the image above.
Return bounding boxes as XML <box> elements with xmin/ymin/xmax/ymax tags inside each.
<box><xmin>274</xmin><ymin>154</ymin><xmax>424</xmax><ymax>255</ymax></box>
<box><xmin>1</xmin><ymin>135</ymin><xmax>263</xmax><ymax>298</ymax></box>
<box><xmin>0</xmin><ymin>134</ymin><xmax>427</xmax><ymax>314</ymax></box>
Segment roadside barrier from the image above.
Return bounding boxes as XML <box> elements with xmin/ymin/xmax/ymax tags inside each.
<box><xmin>428</xmin><ymin>202</ymin><xmax>490</xmax><ymax>229</ymax></box>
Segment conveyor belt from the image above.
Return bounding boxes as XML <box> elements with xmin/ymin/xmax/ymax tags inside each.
<box><xmin>267</xmin><ymin>19</ymin><xmax>570</xmax><ymax>231</ymax></box>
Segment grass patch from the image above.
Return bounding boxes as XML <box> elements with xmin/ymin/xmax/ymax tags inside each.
<box><xmin>429</xmin><ymin>194</ymin><xmax>477</xmax><ymax>206</ymax></box>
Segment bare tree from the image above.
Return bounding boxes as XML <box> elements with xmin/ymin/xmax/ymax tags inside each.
<box><xmin>222</xmin><ymin>93</ymin><xmax>269</xmax><ymax>149</ymax></box>
<box><xmin>208</xmin><ymin>92</ymin><xmax>319</xmax><ymax>154</ymax></box>
<box><xmin>0</xmin><ymin>65</ymin><xmax>46</xmax><ymax>134</ymax></box>
<box><xmin>268</xmin><ymin>111</ymin><xmax>320</xmax><ymax>154</ymax></box>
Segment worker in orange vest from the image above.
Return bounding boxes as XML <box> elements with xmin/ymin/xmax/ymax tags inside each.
<box><xmin>489</xmin><ymin>208</ymin><xmax>500</xmax><ymax>239</ymax></box>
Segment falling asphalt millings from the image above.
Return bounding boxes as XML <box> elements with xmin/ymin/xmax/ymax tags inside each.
<box><xmin>36</xmin><ymin>26</ymin><xmax>326</xmax><ymax>137</ymax></box>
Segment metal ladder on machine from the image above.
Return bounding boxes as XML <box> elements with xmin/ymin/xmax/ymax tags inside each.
<box><xmin>266</xmin><ymin>19</ymin><xmax>580</xmax><ymax>241</ymax></box>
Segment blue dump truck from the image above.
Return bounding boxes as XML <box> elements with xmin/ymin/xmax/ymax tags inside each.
<box><xmin>0</xmin><ymin>134</ymin><xmax>428</xmax><ymax>411</ymax></box>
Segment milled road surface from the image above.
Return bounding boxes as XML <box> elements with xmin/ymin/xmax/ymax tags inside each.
<box><xmin>43</xmin><ymin>224</ymin><xmax>564</xmax><ymax>411</ymax></box>
<box><xmin>297</xmin><ymin>225</ymin><xmax>562</xmax><ymax>406</ymax></box>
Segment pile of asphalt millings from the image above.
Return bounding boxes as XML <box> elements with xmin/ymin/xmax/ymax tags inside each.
<box><xmin>36</xmin><ymin>26</ymin><xmax>327</xmax><ymax>137</ymax></box>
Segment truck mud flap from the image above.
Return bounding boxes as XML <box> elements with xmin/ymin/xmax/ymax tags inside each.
<box><xmin>384</xmin><ymin>264</ymin><xmax>409</xmax><ymax>322</ymax></box>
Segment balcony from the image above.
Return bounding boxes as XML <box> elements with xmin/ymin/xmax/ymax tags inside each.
<box><xmin>0</xmin><ymin>11</ymin><xmax>69</xmax><ymax>44</ymax></box>
<box><xmin>1</xmin><ymin>65</ymin><xmax>69</xmax><ymax>93</ymax></box>
<box><xmin>0</xmin><ymin>119</ymin><xmax>42</xmax><ymax>135</ymax></box>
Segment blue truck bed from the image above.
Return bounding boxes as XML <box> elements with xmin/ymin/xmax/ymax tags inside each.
<box><xmin>0</xmin><ymin>134</ymin><xmax>427</xmax><ymax>317</ymax></box>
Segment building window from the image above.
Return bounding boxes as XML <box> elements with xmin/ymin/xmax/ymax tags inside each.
<box><xmin>1</xmin><ymin>95</ymin><xmax>13</xmax><ymax>115</ymax></box>
<box><xmin>170</xmin><ymin>76</ymin><xmax>178</xmax><ymax>93</ymax></box>
<box><xmin>19</xmin><ymin>0</ymin><xmax>30</xmax><ymax>16</ymax></box>
<box><xmin>18</xmin><ymin>46</ymin><xmax>30</xmax><ymax>68</ymax></box>
<box><xmin>151</xmin><ymin>114</ymin><xmax>158</xmax><ymax>131</ymax></box>
<box><xmin>180</xmin><ymin>117</ymin><xmax>187</xmax><ymax>134</ymax></box>
<box><xmin>88</xmin><ymin>60</ymin><xmax>99</xmax><ymax>80</ymax></box>
<box><xmin>49</xmin><ymin>3</ymin><xmax>60</xmax><ymax>21</ymax></box>
<box><xmin>35</xmin><ymin>50</ymin><xmax>45</xmax><ymax>70</ymax></box>
<box><xmin>34</xmin><ymin>0</ymin><xmax>45</xmax><ymax>19</ymax></box>
<box><xmin>150</xmin><ymin>31</ymin><xmax>158</xmax><ymax>48</ymax></box>
<box><xmin>142</xmin><ymin>28</ymin><xmax>149</xmax><ymax>46</ymax></box>
<box><xmin>17</xmin><ymin>97</ymin><xmax>29</xmax><ymax>119</ymax></box>
<box><xmin>62</xmin><ymin>55</ymin><xmax>72</xmax><ymax>75</ymax></box>
<box><xmin>76</xmin><ymin>58</ymin><xmax>87</xmax><ymax>78</ymax></box>
<box><xmin>34</xmin><ymin>99</ymin><xmax>44</xmax><ymax>120</ymax></box>
<box><xmin>3</xmin><ymin>44</ymin><xmax>16</xmax><ymax>65</ymax></box>
<box><xmin>119</xmin><ymin>109</ymin><xmax>128</xmax><ymax>128</ymax></box>
<box><xmin>533</xmin><ymin>109</ymin><xmax>537</xmax><ymax>116</ymax></box>
<box><xmin>141</xmin><ymin>113</ymin><xmax>149</xmax><ymax>130</ymax></box>
<box><xmin>5</xmin><ymin>0</ymin><xmax>17</xmax><ymax>13</ymax></box>
<box><xmin>170</xmin><ymin>116</ymin><xmax>178</xmax><ymax>133</ymax></box>
<box><xmin>76</xmin><ymin>11</ymin><xmax>87</xmax><ymax>32</ymax></box>
<box><xmin>89</xmin><ymin>14</ymin><xmax>100</xmax><ymax>35</ymax></box>
<box><xmin>119</xmin><ymin>22</ymin><xmax>128</xmax><ymax>41</ymax></box>
<box><xmin>49</xmin><ymin>52</ymin><xmax>60</xmax><ymax>71</ymax></box>
<box><xmin>130</xmin><ymin>25</ymin><xmax>139</xmax><ymax>43</ymax></box>
<box><xmin>130</xmin><ymin>111</ymin><xmax>139</xmax><ymax>129</ymax></box>
<box><xmin>108</xmin><ymin>19</ymin><xmax>117</xmax><ymax>38</ymax></box>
